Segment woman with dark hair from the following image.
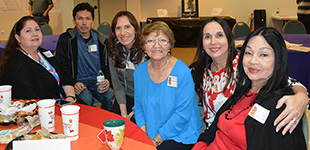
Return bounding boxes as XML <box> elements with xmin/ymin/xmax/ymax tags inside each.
<box><xmin>193</xmin><ymin>17</ymin><xmax>308</xmax><ymax>133</ymax></box>
<box><xmin>0</xmin><ymin>16</ymin><xmax>75</xmax><ymax>102</ymax></box>
<box><xmin>192</xmin><ymin>27</ymin><xmax>306</xmax><ymax>150</ymax></box>
<box><xmin>108</xmin><ymin>11</ymin><xmax>146</xmax><ymax>121</ymax></box>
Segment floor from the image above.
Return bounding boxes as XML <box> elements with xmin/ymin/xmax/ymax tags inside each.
<box><xmin>171</xmin><ymin>47</ymin><xmax>197</xmax><ymax>66</ymax></box>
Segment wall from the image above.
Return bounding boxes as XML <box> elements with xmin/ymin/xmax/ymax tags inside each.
<box><xmin>0</xmin><ymin>0</ymin><xmax>62</xmax><ymax>41</ymax></box>
<box><xmin>0</xmin><ymin>0</ymin><xmax>127</xmax><ymax>41</ymax></box>
<box><xmin>139</xmin><ymin>0</ymin><xmax>298</xmax><ymax>31</ymax></box>
<box><xmin>100</xmin><ymin>0</ymin><xmax>126</xmax><ymax>25</ymax></box>
<box><xmin>61</xmin><ymin>0</ymin><xmax>74</xmax><ymax>32</ymax></box>
<box><xmin>127</xmin><ymin>0</ymin><xmax>141</xmax><ymax>24</ymax></box>
<box><xmin>0</xmin><ymin>0</ymin><xmax>299</xmax><ymax>41</ymax></box>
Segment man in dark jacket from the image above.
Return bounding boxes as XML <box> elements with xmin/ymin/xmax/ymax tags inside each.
<box><xmin>297</xmin><ymin>0</ymin><xmax>310</xmax><ymax>33</ymax></box>
<box><xmin>55</xmin><ymin>2</ymin><xmax>113</xmax><ymax>110</ymax></box>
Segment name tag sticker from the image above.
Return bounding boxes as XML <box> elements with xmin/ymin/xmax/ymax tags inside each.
<box><xmin>213</xmin><ymin>81</ymin><xmax>222</xmax><ymax>93</ymax></box>
<box><xmin>167</xmin><ymin>76</ymin><xmax>177</xmax><ymax>88</ymax></box>
<box><xmin>88</xmin><ymin>44</ymin><xmax>97</xmax><ymax>52</ymax></box>
<box><xmin>126</xmin><ymin>61</ymin><xmax>135</xmax><ymax>70</ymax></box>
<box><xmin>43</xmin><ymin>51</ymin><xmax>53</xmax><ymax>58</ymax></box>
<box><xmin>248</xmin><ymin>103</ymin><xmax>270</xmax><ymax>124</ymax></box>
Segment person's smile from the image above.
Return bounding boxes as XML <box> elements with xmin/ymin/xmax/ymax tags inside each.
<box><xmin>248</xmin><ymin>67</ymin><xmax>260</xmax><ymax>73</ymax></box>
<box><xmin>209</xmin><ymin>46</ymin><xmax>221</xmax><ymax>52</ymax></box>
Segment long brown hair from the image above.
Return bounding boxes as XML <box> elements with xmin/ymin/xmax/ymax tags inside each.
<box><xmin>108</xmin><ymin>11</ymin><xmax>144</xmax><ymax>68</ymax></box>
<box><xmin>0</xmin><ymin>16</ymin><xmax>39</xmax><ymax>78</ymax></box>
<box><xmin>193</xmin><ymin>17</ymin><xmax>237</xmax><ymax>97</ymax></box>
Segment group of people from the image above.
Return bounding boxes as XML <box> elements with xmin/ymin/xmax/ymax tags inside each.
<box><xmin>0</xmin><ymin>2</ymin><xmax>309</xmax><ymax>150</ymax></box>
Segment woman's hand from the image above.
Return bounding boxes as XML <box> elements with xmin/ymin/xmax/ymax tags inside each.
<box><xmin>119</xmin><ymin>104</ymin><xmax>128</xmax><ymax>118</ymax></box>
<box><xmin>141</xmin><ymin>125</ymin><xmax>147</xmax><ymax>133</ymax></box>
<box><xmin>274</xmin><ymin>89</ymin><xmax>309</xmax><ymax>135</ymax></box>
<box><xmin>65</xmin><ymin>97</ymin><xmax>75</xmax><ymax>103</ymax></box>
<box><xmin>152</xmin><ymin>134</ymin><xmax>163</xmax><ymax>147</ymax></box>
<box><xmin>63</xmin><ymin>85</ymin><xmax>76</xmax><ymax>103</ymax></box>
<box><xmin>127</xmin><ymin>111</ymin><xmax>134</xmax><ymax>120</ymax></box>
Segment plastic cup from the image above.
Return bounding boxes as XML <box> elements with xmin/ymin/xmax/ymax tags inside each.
<box><xmin>103</xmin><ymin>119</ymin><xmax>125</xmax><ymax>150</ymax></box>
<box><xmin>0</xmin><ymin>85</ymin><xmax>12</xmax><ymax>105</ymax></box>
<box><xmin>37</xmin><ymin>99</ymin><xmax>56</xmax><ymax>132</ymax></box>
<box><xmin>60</xmin><ymin>105</ymin><xmax>80</xmax><ymax>141</ymax></box>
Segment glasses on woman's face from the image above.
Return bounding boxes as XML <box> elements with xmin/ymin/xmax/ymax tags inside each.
<box><xmin>146</xmin><ymin>38</ymin><xmax>169</xmax><ymax>46</ymax></box>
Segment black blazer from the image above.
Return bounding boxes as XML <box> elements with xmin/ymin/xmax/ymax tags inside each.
<box><xmin>0</xmin><ymin>48</ymin><xmax>74</xmax><ymax>99</ymax></box>
<box><xmin>198</xmin><ymin>88</ymin><xmax>306</xmax><ymax>150</ymax></box>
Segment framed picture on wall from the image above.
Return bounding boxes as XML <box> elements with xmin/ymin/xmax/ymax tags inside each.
<box><xmin>181</xmin><ymin>0</ymin><xmax>198</xmax><ymax>18</ymax></box>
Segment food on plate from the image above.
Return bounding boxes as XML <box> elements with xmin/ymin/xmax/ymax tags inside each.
<box><xmin>0</xmin><ymin>100</ymin><xmax>37</xmax><ymax>124</ymax></box>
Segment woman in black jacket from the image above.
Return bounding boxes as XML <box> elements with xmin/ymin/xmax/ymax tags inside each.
<box><xmin>0</xmin><ymin>16</ymin><xmax>76</xmax><ymax>102</ymax></box>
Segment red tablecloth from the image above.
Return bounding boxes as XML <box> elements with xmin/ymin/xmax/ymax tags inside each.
<box><xmin>0</xmin><ymin>102</ymin><xmax>155</xmax><ymax>150</ymax></box>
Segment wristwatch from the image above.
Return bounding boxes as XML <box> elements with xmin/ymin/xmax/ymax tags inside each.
<box><xmin>67</xmin><ymin>95</ymin><xmax>77</xmax><ymax>102</ymax></box>
<box><xmin>153</xmin><ymin>139</ymin><xmax>162</xmax><ymax>146</ymax></box>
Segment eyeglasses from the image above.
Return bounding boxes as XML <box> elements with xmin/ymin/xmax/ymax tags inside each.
<box><xmin>146</xmin><ymin>38</ymin><xmax>170</xmax><ymax>46</ymax></box>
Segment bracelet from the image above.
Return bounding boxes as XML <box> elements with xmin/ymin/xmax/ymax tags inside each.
<box><xmin>67</xmin><ymin>95</ymin><xmax>77</xmax><ymax>102</ymax></box>
<box><xmin>153</xmin><ymin>139</ymin><xmax>162</xmax><ymax>146</ymax></box>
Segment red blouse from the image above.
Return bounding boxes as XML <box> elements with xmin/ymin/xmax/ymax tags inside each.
<box><xmin>193</xmin><ymin>92</ymin><xmax>257</xmax><ymax>150</ymax></box>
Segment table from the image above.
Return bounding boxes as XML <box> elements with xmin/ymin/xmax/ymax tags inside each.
<box><xmin>147</xmin><ymin>16</ymin><xmax>236</xmax><ymax>47</ymax></box>
<box><xmin>0</xmin><ymin>35</ymin><xmax>60</xmax><ymax>58</ymax></box>
<box><xmin>0</xmin><ymin>103</ymin><xmax>155</xmax><ymax>150</ymax></box>
<box><xmin>282</xmin><ymin>34</ymin><xmax>310</xmax><ymax>47</ymax></box>
<box><xmin>272</xmin><ymin>15</ymin><xmax>298</xmax><ymax>25</ymax></box>
<box><xmin>235</xmin><ymin>34</ymin><xmax>310</xmax><ymax>92</ymax></box>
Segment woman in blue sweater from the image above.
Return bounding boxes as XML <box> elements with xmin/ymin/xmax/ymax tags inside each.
<box><xmin>133</xmin><ymin>21</ymin><xmax>202</xmax><ymax>150</ymax></box>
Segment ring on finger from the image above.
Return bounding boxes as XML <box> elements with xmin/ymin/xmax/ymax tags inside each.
<box><xmin>292</xmin><ymin>118</ymin><xmax>297</xmax><ymax>124</ymax></box>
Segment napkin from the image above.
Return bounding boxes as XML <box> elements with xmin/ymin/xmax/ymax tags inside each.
<box><xmin>0</xmin><ymin>115</ymin><xmax>40</xmax><ymax>144</ymax></box>
<box><xmin>97</xmin><ymin>129</ymin><xmax>106</xmax><ymax>144</ymax></box>
<box><xmin>24</xmin><ymin>127</ymin><xmax>66</xmax><ymax>140</ymax></box>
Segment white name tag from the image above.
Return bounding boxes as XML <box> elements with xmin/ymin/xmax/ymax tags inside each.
<box><xmin>213</xmin><ymin>81</ymin><xmax>222</xmax><ymax>93</ymax></box>
<box><xmin>88</xmin><ymin>44</ymin><xmax>97</xmax><ymax>52</ymax></box>
<box><xmin>248</xmin><ymin>103</ymin><xmax>270</xmax><ymax>124</ymax></box>
<box><xmin>126</xmin><ymin>61</ymin><xmax>135</xmax><ymax>70</ymax></box>
<box><xmin>13</xmin><ymin>139</ymin><xmax>71</xmax><ymax>150</ymax></box>
<box><xmin>43</xmin><ymin>51</ymin><xmax>53</xmax><ymax>58</ymax></box>
<box><xmin>167</xmin><ymin>76</ymin><xmax>177</xmax><ymax>88</ymax></box>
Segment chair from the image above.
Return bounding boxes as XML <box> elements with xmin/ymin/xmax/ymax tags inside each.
<box><xmin>232</xmin><ymin>22</ymin><xmax>251</xmax><ymax>39</ymax></box>
<box><xmin>282</xmin><ymin>20</ymin><xmax>306</xmax><ymax>34</ymax></box>
<box><xmin>39</xmin><ymin>22</ymin><xmax>53</xmax><ymax>35</ymax></box>
<box><xmin>304</xmin><ymin>108</ymin><xmax>310</xmax><ymax>149</ymax></box>
<box><xmin>97</xmin><ymin>22</ymin><xmax>111</xmax><ymax>36</ymax></box>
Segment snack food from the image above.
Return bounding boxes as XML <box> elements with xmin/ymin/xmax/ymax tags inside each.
<box><xmin>23</xmin><ymin>127</ymin><xmax>66</xmax><ymax>140</ymax></box>
<box><xmin>0</xmin><ymin>100</ymin><xmax>37</xmax><ymax>124</ymax></box>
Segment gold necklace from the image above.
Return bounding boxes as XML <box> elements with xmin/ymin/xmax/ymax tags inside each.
<box><xmin>150</xmin><ymin>58</ymin><xmax>170</xmax><ymax>77</ymax></box>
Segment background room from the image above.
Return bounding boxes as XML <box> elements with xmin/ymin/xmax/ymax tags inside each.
<box><xmin>0</xmin><ymin>0</ymin><xmax>300</xmax><ymax>65</ymax></box>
